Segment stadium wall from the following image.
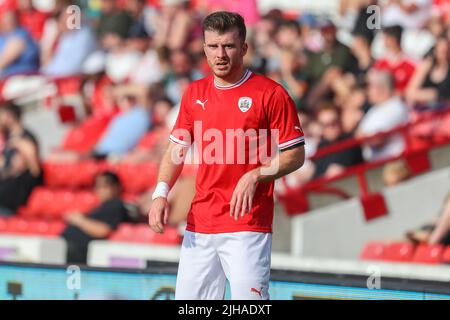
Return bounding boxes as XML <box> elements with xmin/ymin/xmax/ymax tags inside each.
<box><xmin>291</xmin><ymin>166</ymin><xmax>450</xmax><ymax>259</ymax></box>
<box><xmin>1</xmin><ymin>262</ymin><xmax>450</xmax><ymax>300</ymax></box>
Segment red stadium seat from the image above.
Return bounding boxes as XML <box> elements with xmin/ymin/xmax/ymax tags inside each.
<box><xmin>442</xmin><ymin>246</ymin><xmax>450</xmax><ymax>264</ymax></box>
<box><xmin>21</xmin><ymin>188</ymin><xmax>98</xmax><ymax>219</ymax></box>
<box><xmin>115</xmin><ymin>162</ymin><xmax>158</xmax><ymax>194</ymax></box>
<box><xmin>0</xmin><ymin>217</ymin><xmax>65</xmax><ymax>237</ymax></box>
<box><xmin>28</xmin><ymin>220</ymin><xmax>65</xmax><ymax>237</ymax></box>
<box><xmin>109</xmin><ymin>223</ymin><xmax>182</xmax><ymax>245</ymax></box>
<box><xmin>61</xmin><ymin>115</ymin><xmax>113</xmax><ymax>153</ymax></box>
<box><xmin>384</xmin><ymin>242</ymin><xmax>416</xmax><ymax>262</ymax></box>
<box><xmin>412</xmin><ymin>244</ymin><xmax>444</xmax><ymax>264</ymax></box>
<box><xmin>6</xmin><ymin>218</ymin><xmax>30</xmax><ymax>235</ymax></box>
<box><xmin>0</xmin><ymin>217</ymin><xmax>8</xmax><ymax>232</ymax></box>
<box><xmin>44</xmin><ymin>161</ymin><xmax>99</xmax><ymax>188</ymax></box>
<box><xmin>360</xmin><ymin>242</ymin><xmax>387</xmax><ymax>261</ymax></box>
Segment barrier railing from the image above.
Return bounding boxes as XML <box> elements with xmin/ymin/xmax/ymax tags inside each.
<box><xmin>277</xmin><ymin>106</ymin><xmax>450</xmax><ymax>220</ymax></box>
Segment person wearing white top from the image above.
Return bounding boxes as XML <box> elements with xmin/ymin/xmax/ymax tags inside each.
<box><xmin>357</xmin><ymin>70</ymin><xmax>409</xmax><ymax>161</ymax></box>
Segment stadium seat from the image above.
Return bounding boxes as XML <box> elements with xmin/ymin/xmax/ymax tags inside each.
<box><xmin>6</xmin><ymin>218</ymin><xmax>30</xmax><ymax>235</ymax></box>
<box><xmin>115</xmin><ymin>162</ymin><xmax>158</xmax><ymax>194</ymax></box>
<box><xmin>43</xmin><ymin>161</ymin><xmax>100</xmax><ymax>188</ymax></box>
<box><xmin>360</xmin><ymin>242</ymin><xmax>387</xmax><ymax>261</ymax></box>
<box><xmin>0</xmin><ymin>217</ymin><xmax>65</xmax><ymax>237</ymax></box>
<box><xmin>0</xmin><ymin>217</ymin><xmax>8</xmax><ymax>232</ymax></box>
<box><xmin>21</xmin><ymin>188</ymin><xmax>99</xmax><ymax>219</ymax></box>
<box><xmin>109</xmin><ymin>223</ymin><xmax>182</xmax><ymax>245</ymax></box>
<box><xmin>384</xmin><ymin>242</ymin><xmax>416</xmax><ymax>262</ymax></box>
<box><xmin>412</xmin><ymin>244</ymin><xmax>444</xmax><ymax>264</ymax></box>
<box><xmin>61</xmin><ymin>115</ymin><xmax>112</xmax><ymax>153</ymax></box>
<box><xmin>442</xmin><ymin>246</ymin><xmax>450</xmax><ymax>264</ymax></box>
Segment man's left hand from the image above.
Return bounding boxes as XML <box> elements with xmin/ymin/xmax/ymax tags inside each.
<box><xmin>230</xmin><ymin>169</ymin><xmax>259</xmax><ymax>221</ymax></box>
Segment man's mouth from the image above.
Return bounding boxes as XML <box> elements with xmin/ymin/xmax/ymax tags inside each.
<box><xmin>215</xmin><ymin>62</ymin><xmax>229</xmax><ymax>70</ymax></box>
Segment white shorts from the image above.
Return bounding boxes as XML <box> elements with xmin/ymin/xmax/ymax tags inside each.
<box><xmin>175</xmin><ymin>231</ymin><xmax>272</xmax><ymax>300</ymax></box>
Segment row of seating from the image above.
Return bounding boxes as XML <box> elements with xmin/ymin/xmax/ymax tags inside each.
<box><xmin>0</xmin><ymin>217</ymin><xmax>181</xmax><ymax>245</ymax></box>
<box><xmin>109</xmin><ymin>223</ymin><xmax>182</xmax><ymax>245</ymax></box>
<box><xmin>360</xmin><ymin>241</ymin><xmax>450</xmax><ymax>265</ymax></box>
<box><xmin>19</xmin><ymin>187</ymin><xmax>100</xmax><ymax>219</ymax></box>
<box><xmin>0</xmin><ymin>217</ymin><xmax>65</xmax><ymax>237</ymax></box>
<box><xmin>43</xmin><ymin>161</ymin><xmax>159</xmax><ymax>194</ymax></box>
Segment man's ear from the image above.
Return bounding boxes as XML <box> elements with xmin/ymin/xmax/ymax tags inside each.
<box><xmin>241</xmin><ymin>42</ymin><xmax>248</xmax><ymax>56</ymax></box>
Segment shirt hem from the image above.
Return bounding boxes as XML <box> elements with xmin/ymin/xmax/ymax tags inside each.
<box><xmin>185</xmin><ymin>225</ymin><xmax>273</xmax><ymax>234</ymax></box>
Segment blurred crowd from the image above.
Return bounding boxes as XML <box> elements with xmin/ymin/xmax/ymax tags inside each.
<box><xmin>1</xmin><ymin>0</ymin><xmax>450</xmax><ymax>261</ymax></box>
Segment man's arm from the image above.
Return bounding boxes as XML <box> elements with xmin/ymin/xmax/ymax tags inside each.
<box><xmin>429</xmin><ymin>196</ymin><xmax>450</xmax><ymax>245</ymax></box>
<box><xmin>148</xmin><ymin>142</ymin><xmax>189</xmax><ymax>233</ymax></box>
<box><xmin>65</xmin><ymin>213</ymin><xmax>112</xmax><ymax>238</ymax></box>
<box><xmin>230</xmin><ymin>145</ymin><xmax>305</xmax><ymax>220</ymax></box>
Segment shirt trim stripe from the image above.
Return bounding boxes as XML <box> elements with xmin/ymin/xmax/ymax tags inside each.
<box><xmin>278</xmin><ymin>136</ymin><xmax>305</xmax><ymax>150</ymax></box>
<box><xmin>169</xmin><ymin>135</ymin><xmax>191</xmax><ymax>147</ymax></box>
<box><xmin>214</xmin><ymin>69</ymin><xmax>252</xmax><ymax>90</ymax></box>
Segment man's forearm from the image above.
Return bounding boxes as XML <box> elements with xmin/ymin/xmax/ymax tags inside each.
<box><xmin>255</xmin><ymin>146</ymin><xmax>305</xmax><ymax>184</ymax></box>
<box><xmin>76</xmin><ymin>217</ymin><xmax>111</xmax><ymax>238</ymax></box>
<box><xmin>157</xmin><ymin>143</ymin><xmax>188</xmax><ymax>188</ymax></box>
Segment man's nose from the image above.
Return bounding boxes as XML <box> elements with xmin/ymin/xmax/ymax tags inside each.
<box><xmin>217</xmin><ymin>46</ymin><xmax>227</xmax><ymax>59</ymax></box>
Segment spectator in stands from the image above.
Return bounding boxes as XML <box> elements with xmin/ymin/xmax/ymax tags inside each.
<box><xmin>357</xmin><ymin>70</ymin><xmax>409</xmax><ymax>161</ymax></box>
<box><xmin>41</xmin><ymin>5</ymin><xmax>97</xmax><ymax>77</ymax></box>
<box><xmin>406</xmin><ymin>35</ymin><xmax>450</xmax><ymax>109</ymax></box>
<box><xmin>406</xmin><ymin>192</ymin><xmax>450</xmax><ymax>246</ymax></box>
<box><xmin>92</xmin><ymin>94</ymin><xmax>151</xmax><ymax>159</ymax></box>
<box><xmin>0</xmin><ymin>10</ymin><xmax>39</xmax><ymax>78</ymax></box>
<box><xmin>0</xmin><ymin>103</ymin><xmax>42</xmax><ymax>216</ymax></box>
<box><xmin>382</xmin><ymin>159</ymin><xmax>412</xmax><ymax>186</ymax></box>
<box><xmin>61</xmin><ymin>171</ymin><xmax>129</xmax><ymax>264</ymax></box>
<box><xmin>152</xmin><ymin>0</ymin><xmax>200</xmax><ymax>51</ymax></box>
<box><xmin>312</xmin><ymin>102</ymin><xmax>364</xmax><ymax>178</ymax></box>
<box><xmin>121</xmin><ymin>96</ymin><xmax>174</xmax><ymax>163</ymax></box>
<box><xmin>381</xmin><ymin>0</ymin><xmax>432</xmax><ymax>30</ymax></box>
<box><xmin>163</xmin><ymin>49</ymin><xmax>203</xmax><ymax>104</ymax></box>
<box><xmin>304</xmin><ymin>19</ymin><xmax>357</xmax><ymax>110</ymax></box>
<box><xmin>95</xmin><ymin>0</ymin><xmax>134</xmax><ymax>51</ymax></box>
<box><xmin>372</xmin><ymin>25</ymin><xmax>416</xmax><ymax>94</ymax></box>
<box><xmin>17</xmin><ymin>0</ymin><xmax>49</xmax><ymax>41</ymax></box>
<box><xmin>270</xmin><ymin>20</ymin><xmax>308</xmax><ymax>109</ymax></box>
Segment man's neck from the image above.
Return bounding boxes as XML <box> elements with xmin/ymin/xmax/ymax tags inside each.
<box><xmin>214</xmin><ymin>66</ymin><xmax>246</xmax><ymax>87</ymax></box>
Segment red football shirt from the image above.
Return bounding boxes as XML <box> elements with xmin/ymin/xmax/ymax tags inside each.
<box><xmin>373</xmin><ymin>56</ymin><xmax>416</xmax><ymax>93</ymax></box>
<box><xmin>170</xmin><ymin>69</ymin><xmax>305</xmax><ymax>234</ymax></box>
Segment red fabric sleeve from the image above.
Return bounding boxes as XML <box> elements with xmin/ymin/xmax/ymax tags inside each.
<box><xmin>169</xmin><ymin>87</ymin><xmax>194</xmax><ymax>147</ymax></box>
<box><xmin>266</xmin><ymin>86</ymin><xmax>305</xmax><ymax>150</ymax></box>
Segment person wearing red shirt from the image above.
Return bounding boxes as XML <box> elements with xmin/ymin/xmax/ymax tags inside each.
<box><xmin>373</xmin><ymin>25</ymin><xmax>416</xmax><ymax>94</ymax></box>
<box><xmin>148</xmin><ymin>11</ymin><xmax>305</xmax><ymax>300</ymax></box>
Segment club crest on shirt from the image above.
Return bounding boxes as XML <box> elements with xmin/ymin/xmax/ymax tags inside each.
<box><xmin>238</xmin><ymin>97</ymin><xmax>252</xmax><ymax>113</ymax></box>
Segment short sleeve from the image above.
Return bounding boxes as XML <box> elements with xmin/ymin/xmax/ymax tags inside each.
<box><xmin>90</xmin><ymin>199</ymin><xmax>126</xmax><ymax>230</ymax></box>
<box><xmin>169</xmin><ymin>86</ymin><xmax>194</xmax><ymax>147</ymax></box>
<box><xmin>266</xmin><ymin>86</ymin><xmax>305</xmax><ymax>151</ymax></box>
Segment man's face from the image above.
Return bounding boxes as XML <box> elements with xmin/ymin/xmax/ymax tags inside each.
<box><xmin>203</xmin><ymin>28</ymin><xmax>247</xmax><ymax>80</ymax></box>
<box><xmin>367</xmin><ymin>73</ymin><xmax>387</xmax><ymax>105</ymax></box>
<box><xmin>94</xmin><ymin>177</ymin><xmax>119</xmax><ymax>202</ymax></box>
<box><xmin>0</xmin><ymin>111</ymin><xmax>10</xmax><ymax>130</ymax></box>
<box><xmin>318</xmin><ymin>109</ymin><xmax>341</xmax><ymax>142</ymax></box>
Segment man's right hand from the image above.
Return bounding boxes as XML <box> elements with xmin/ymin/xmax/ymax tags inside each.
<box><xmin>148</xmin><ymin>197</ymin><xmax>170</xmax><ymax>234</ymax></box>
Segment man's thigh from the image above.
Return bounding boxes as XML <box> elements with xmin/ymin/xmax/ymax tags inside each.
<box><xmin>216</xmin><ymin>232</ymin><xmax>272</xmax><ymax>300</ymax></box>
<box><xmin>175</xmin><ymin>231</ymin><xmax>226</xmax><ymax>300</ymax></box>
